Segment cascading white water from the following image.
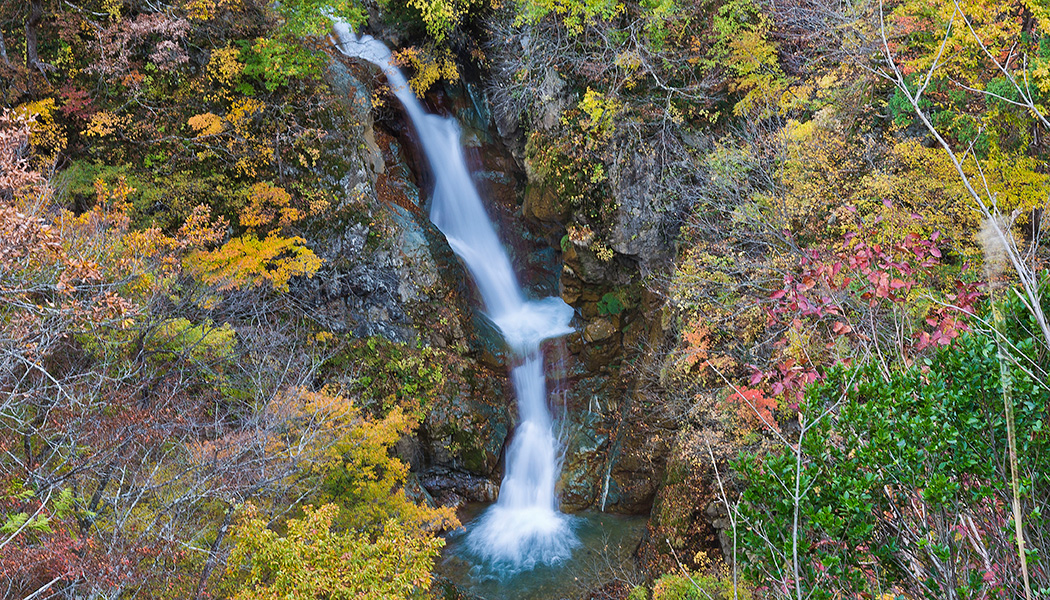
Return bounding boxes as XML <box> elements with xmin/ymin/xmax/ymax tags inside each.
<box><xmin>332</xmin><ymin>22</ymin><xmax>579</xmax><ymax>572</ymax></box>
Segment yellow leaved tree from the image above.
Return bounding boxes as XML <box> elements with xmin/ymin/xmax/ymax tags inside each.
<box><xmin>185</xmin><ymin>182</ymin><xmax>321</xmax><ymax>293</ymax></box>
<box><xmin>224</xmin><ymin>387</ymin><xmax>457</xmax><ymax>600</ymax></box>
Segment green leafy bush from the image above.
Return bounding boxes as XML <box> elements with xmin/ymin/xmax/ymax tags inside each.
<box><xmin>653</xmin><ymin>575</ymin><xmax>703</xmax><ymax>600</ymax></box>
<box><xmin>737</xmin><ymin>287</ymin><xmax>1050</xmax><ymax>599</ymax></box>
<box><xmin>598</xmin><ymin>292</ymin><xmax>625</xmax><ymax>315</ymax></box>
<box><xmin>270</xmin><ymin>0</ymin><xmax>367</xmax><ymax>36</ymax></box>
<box><xmin>329</xmin><ymin>337</ymin><xmax>447</xmax><ymax>422</ymax></box>
<box><xmin>239</xmin><ymin>37</ymin><xmax>326</xmax><ymax>93</ymax></box>
<box><xmin>985</xmin><ymin>77</ymin><xmax>1021</xmax><ymax>110</ymax></box>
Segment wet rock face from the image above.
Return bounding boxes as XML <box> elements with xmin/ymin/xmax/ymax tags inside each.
<box><xmin>421</xmin><ymin>367</ymin><xmax>511</xmax><ymax>478</ymax></box>
<box><xmin>554</xmin><ymin>280</ymin><xmax>679</xmax><ymax>515</ymax></box>
<box><xmin>583</xmin><ymin>317</ymin><xmax>617</xmax><ymax>343</ymax></box>
<box><xmin>558</xmin><ymin>381</ymin><xmax>613</xmax><ymax>511</ymax></box>
<box><xmin>555</xmin><ymin>361</ymin><xmax>673</xmax><ymax>516</ymax></box>
<box><xmin>523</xmin><ymin>182</ymin><xmax>570</xmax><ymax>223</ymax></box>
<box><xmin>558</xmin><ymin>405</ymin><xmax>672</xmax><ymax>515</ymax></box>
<box><xmin>579</xmin><ymin>316</ymin><xmax>621</xmax><ymax>370</ymax></box>
<box><xmin>299</xmin><ymin>58</ymin><xmax>434</xmax><ymax>343</ymax></box>
<box><xmin>421</xmin><ymin>468</ymin><xmax>501</xmax><ymax>507</ymax></box>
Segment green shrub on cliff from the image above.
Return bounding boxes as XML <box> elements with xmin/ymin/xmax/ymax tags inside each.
<box><xmin>272</xmin><ymin>0</ymin><xmax>367</xmax><ymax>35</ymax></box>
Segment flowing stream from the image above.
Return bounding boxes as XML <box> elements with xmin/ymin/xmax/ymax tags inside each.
<box><xmin>332</xmin><ymin>23</ymin><xmax>580</xmax><ymax>573</ymax></box>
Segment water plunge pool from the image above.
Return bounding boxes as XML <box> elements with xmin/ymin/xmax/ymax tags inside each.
<box><xmin>437</xmin><ymin>504</ymin><xmax>649</xmax><ymax>600</ymax></box>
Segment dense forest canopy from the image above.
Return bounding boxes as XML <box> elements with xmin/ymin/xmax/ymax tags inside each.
<box><xmin>1</xmin><ymin>0</ymin><xmax>1048</xmax><ymax>598</ymax></box>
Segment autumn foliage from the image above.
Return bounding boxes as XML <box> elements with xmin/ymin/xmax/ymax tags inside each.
<box><xmin>4</xmin><ymin>0</ymin><xmax>1050</xmax><ymax>597</ymax></box>
<box><xmin>0</xmin><ymin>10</ymin><xmax>433</xmax><ymax>593</ymax></box>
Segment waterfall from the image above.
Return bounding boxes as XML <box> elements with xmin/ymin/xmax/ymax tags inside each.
<box><xmin>332</xmin><ymin>23</ymin><xmax>580</xmax><ymax>572</ymax></box>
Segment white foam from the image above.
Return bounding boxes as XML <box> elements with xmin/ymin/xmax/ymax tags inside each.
<box><xmin>465</xmin><ymin>504</ymin><xmax>579</xmax><ymax>573</ymax></box>
<box><xmin>490</xmin><ymin>297</ymin><xmax>575</xmax><ymax>355</ymax></box>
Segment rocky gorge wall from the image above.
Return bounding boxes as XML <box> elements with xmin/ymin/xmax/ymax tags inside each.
<box><xmin>296</xmin><ymin>47</ymin><xmax>710</xmax><ymax>560</ymax></box>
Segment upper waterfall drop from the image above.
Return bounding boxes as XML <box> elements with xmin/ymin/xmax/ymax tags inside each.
<box><xmin>331</xmin><ymin>22</ymin><xmax>580</xmax><ymax>572</ymax></box>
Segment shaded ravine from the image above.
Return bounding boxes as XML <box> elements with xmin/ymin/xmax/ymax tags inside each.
<box><xmin>332</xmin><ymin>23</ymin><xmax>580</xmax><ymax>572</ymax></box>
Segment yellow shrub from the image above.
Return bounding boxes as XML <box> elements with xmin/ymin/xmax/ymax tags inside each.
<box><xmin>184</xmin><ymin>234</ymin><xmax>321</xmax><ymax>292</ymax></box>
<box><xmin>239</xmin><ymin>182</ymin><xmax>300</xmax><ymax>231</ymax></box>
<box><xmin>188</xmin><ymin>112</ymin><xmax>224</xmax><ymax>136</ymax></box>
<box><xmin>83</xmin><ymin>111</ymin><xmax>130</xmax><ymax>138</ymax></box>
<box><xmin>15</xmin><ymin>99</ymin><xmax>66</xmax><ymax>161</ymax></box>
<box><xmin>394</xmin><ymin>46</ymin><xmax>460</xmax><ymax>96</ymax></box>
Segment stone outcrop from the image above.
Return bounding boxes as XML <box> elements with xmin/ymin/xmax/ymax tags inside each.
<box><xmin>606</xmin><ymin>136</ymin><xmax>677</xmax><ymax>273</ymax></box>
<box><xmin>421</xmin><ymin>369</ymin><xmax>511</xmax><ymax>478</ymax></box>
<box><xmin>420</xmin><ymin>468</ymin><xmax>501</xmax><ymax>506</ymax></box>
<box><xmin>295</xmin><ymin>57</ymin><xmax>439</xmax><ymax>343</ymax></box>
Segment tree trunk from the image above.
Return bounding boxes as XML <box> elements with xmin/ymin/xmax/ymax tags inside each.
<box><xmin>78</xmin><ymin>459</ymin><xmax>117</xmax><ymax>534</ymax></box>
<box><xmin>0</xmin><ymin>28</ymin><xmax>10</xmax><ymax>67</ymax></box>
<box><xmin>193</xmin><ymin>504</ymin><xmax>234</xmax><ymax>600</ymax></box>
<box><xmin>25</xmin><ymin>0</ymin><xmax>43</xmax><ymax>72</ymax></box>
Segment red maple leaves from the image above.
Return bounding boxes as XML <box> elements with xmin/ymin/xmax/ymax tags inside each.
<box><xmin>752</xmin><ymin>230</ymin><xmax>982</xmax><ymax>410</ymax></box>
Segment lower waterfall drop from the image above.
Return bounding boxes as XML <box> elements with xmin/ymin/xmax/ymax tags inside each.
<box><xmin>332</xmin><ymin>22</ymin><xmax>580</xmax><ymax>573</ymax></box>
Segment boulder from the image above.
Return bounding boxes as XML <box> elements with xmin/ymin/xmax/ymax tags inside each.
<box><xmin>557</xmin><ymin>378</ymin><xmax>618</xmax><ymax>511</ymax></box>
<box><xmin>583</xmin><ymin>317</ymin><xmax>617</xmax><ymax>343</ymax></box>
<box><xmin>535</xmin><ymin>68</ymin><xmax>570</xmax><ymax>131</ymax></box>
<box><xmin>421</xmin><ymin>467</ymin><xmax>500</xmax><ymax>506</ymax></box>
